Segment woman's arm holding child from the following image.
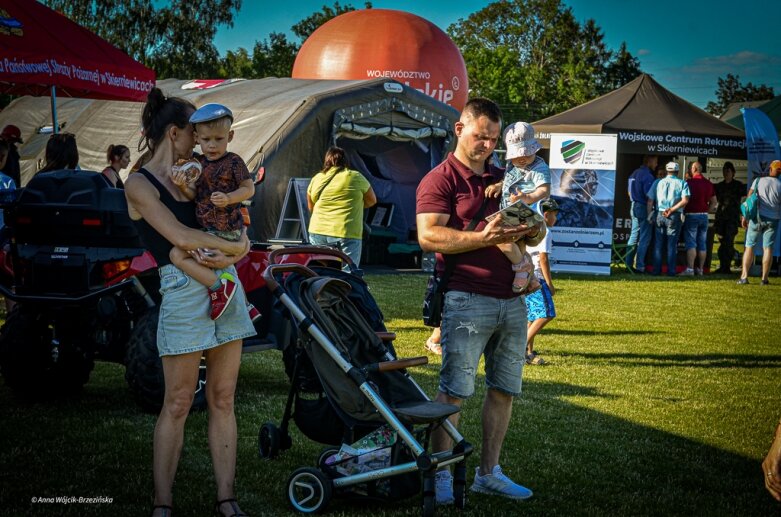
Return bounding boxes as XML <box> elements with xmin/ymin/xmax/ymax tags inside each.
<box><xmin>126</xmin><ymin>174</ymin><xmax>247</xmax><ymax>257</ymax></box>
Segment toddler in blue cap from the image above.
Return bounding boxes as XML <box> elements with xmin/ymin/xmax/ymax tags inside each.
<box><xmin>485</xmin><ymin>121</ymin><xmax>550</xmax><ymax>294</ymax></box>
<box><xmin>170</xmin><ymin>103</ymin><xmax>259</xmax><ymax>322</ymax></box>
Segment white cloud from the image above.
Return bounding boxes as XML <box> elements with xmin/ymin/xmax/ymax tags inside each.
<box><xmin>637</xmin><ymin>48</ymin><xmax>651</xmax><ymax>56</ymax></box>
<box><xmin>681</xmin><ymin>51</ymin><xmax>781</xmax><ymax>80</ymax></box>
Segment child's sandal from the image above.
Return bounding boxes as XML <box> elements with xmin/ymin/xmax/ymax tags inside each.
<box><xmin>512</xmin><ymin>264</ymin><xmax>531</xmax><ymax>293</ymax></box>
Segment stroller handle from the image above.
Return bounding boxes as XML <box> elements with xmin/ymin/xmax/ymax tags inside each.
<box><xmin>375</xmin><ymin>331</ymin><xmax>396</xmax><ymax>342</ymax></box>
<box><xmin>263</xmin><ymin>263</ymin><xmax>317</xmax><ymax>292</ymax></box>
<box><xmin>269</xmin><ymin>245</ymin><xmax>358</xmax><ymax>272</ymax></box>
<box><xmin>366</xmin><ymin>355</ymin><xmax>429</xmax><ymax>373</ymax></box>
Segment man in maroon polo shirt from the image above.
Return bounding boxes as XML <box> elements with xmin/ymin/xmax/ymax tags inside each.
<box><xmin>416</xmin><ymin>98</ymin><xmax>543</xmax><ymax>504</ymax></box>
<box><xmin>681</xmin><ymin>161</ymin><xmax>717</xmax><ymax>276</ymax></box>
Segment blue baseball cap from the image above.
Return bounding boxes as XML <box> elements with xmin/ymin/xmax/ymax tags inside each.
<box><xmin>189</xmin><ymin>103</ymin><xmax>233</xmax><ymax>124</ymax></box>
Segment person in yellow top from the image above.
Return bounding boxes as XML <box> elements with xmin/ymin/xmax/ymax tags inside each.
<box><xmin>307</xmin><ymin>146</ymin><xmax>377</xmax><ymax>267</ymax></box>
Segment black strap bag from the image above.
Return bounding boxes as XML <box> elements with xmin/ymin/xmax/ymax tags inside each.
<box><xmin>422</xmin><ymin>199</ymin><xmax>489</xmax><ymax>327</ymax></box>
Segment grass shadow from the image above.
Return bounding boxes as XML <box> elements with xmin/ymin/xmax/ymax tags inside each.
<box><xmin>0</xmin><ymin>359</ymin><xmax>777</xmax><ymax>516</ymax></box>
<box><xmin>506</xmin><ymin>378</ymin><xmax>776</xmax><ymax>516</ymax></box>
<box><xmin>545</xmin><ymin>329</ymin><xmax>660</xmax><ymax>337</ymax></box>
<box><xmin>561</xmin><ymin>351</ymin><xmax>781</xmax><ymax>368</ymax></box>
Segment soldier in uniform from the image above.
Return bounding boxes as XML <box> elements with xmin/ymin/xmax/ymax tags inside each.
<box><xmin>713</xmin><ymin>162</ymin><xmax>744</xmax><ymax>274</ymax></box>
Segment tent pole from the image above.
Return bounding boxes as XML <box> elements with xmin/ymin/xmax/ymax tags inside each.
<box><xmin>50</xmin><ymin>86</ymin><xmax>58</xmax><ymax>134</ymax></box>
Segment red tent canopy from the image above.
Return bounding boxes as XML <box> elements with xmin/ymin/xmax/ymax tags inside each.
<box><xmin>0</xmin><ymin>0</ymin><xmax>155</xmax><ymax>102</ymax></box>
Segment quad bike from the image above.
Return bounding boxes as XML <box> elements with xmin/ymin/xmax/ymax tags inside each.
<box><xmin>0</xmin><ymin>170</ymin><xmax>335</xmax><ymax>413</ymax></box>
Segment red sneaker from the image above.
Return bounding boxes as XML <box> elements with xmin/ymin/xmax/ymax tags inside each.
<box><xmin>208</xmin><ymin>277</ymin><xmax>237</xmax><ymax>320</ymax></box>
<box><xmin>247</xmin><ymin>303</ymin><xmax>262</xmax><ymax>323</ymax></box>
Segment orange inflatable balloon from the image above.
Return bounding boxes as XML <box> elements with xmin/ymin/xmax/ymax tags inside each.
<box><xmin>292</xmin><ymin>9</ymin><xmax>468</xmax><ymax>111</ymax></box>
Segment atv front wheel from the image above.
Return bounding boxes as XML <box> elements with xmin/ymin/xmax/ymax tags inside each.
<box><xmin>124</xmin><ymin>308</ymin><xmax>207</xmax><ymax>413</ymax></box>
<box><xmin>0</xmin><ymin>308</ymin><xmax>93</xmax><ymax>397</ymax></box>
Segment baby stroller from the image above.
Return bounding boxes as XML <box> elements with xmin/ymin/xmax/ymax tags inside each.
<box><xmin>260</xmin><ymin>247</ymin><xmax>472</xmax><ymax>515</ymax></box>
<box><xmin>258</xmin><ymin>246</ymin><xmax>393</xmax><ymax>456</ymax></box>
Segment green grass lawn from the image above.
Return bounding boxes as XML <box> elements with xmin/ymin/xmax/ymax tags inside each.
<box><xmin>1</xmin><ymin>271</ymin><xmax>779</xmax><ymax>516</ymax></box>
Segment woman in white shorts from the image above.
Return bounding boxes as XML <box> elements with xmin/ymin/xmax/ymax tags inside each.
<box><xmin>125</xmin><ymin>87</ymin><xmax>256</xmax><ymax>517</ymax></box>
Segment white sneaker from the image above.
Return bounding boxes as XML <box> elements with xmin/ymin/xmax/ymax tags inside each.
<box><xmin>680</xmin><ymin>268</ymin><xmax>695</xmax><ymax>276</ymax></box>
<box><xmin>470</xmin><ymin>465</ymin><xmax>533</xmax><ymax>500</ymax></box>
<box><xmin>435</xmin><ymin>469</ymin><xmax>454</xmax><ymax>505</ymax></box>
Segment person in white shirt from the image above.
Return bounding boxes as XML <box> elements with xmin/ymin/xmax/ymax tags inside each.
<box><xmin>524</xmin><ymin>198</ymin><xmax>560</xmax><ymax>365</ymax></box>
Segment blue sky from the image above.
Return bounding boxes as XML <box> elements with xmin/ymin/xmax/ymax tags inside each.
<box><xmin>214</xmin><ymin>0</ymin><xmax>781</xmax><ymax>110</ymax></box>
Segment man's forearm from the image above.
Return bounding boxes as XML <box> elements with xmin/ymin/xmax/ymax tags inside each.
<box><xmin>419</xmin><ymin>225</ymin><xmax>490</xmax><ymax>254</ymax></box>
<box><xmin>671</xmin><ymin>198</ymin><xmax>688</xmax><ymax>213</ymax></box>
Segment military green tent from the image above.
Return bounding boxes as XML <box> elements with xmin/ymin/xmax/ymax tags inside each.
<box><xmin>0</xmin><ymin>77</ymin><xmax>458</xmax><ymax>242</ymax></box>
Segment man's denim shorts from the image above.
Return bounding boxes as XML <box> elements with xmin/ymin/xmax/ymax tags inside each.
<box><xmin>439</xmin><ymin>290</ymin><xmax>526</xmax><ymax>399</ymax></box>
<box><xmin>745</xmin><ymin>218</ymin><xmax>780</xmax><ymax>249</ymax></box>
<box><xmin>683</xmin><ymin>213</ymin><xmax>709</xmax><ymax>251</ymax></box>
<box><xmin>156</xmin><ymin>264</ymin><xmax>257</xmax><ymax>356</ymax></box>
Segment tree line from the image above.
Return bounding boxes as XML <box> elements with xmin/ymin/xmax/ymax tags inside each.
<box><xmin>40</xmin><ymin>0</ymin><xmax>775</xmax><ymax>120</ymax></box>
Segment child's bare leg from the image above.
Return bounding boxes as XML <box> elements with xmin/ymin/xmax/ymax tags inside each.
<box><xmin>497</xmin><ymin>242</ymin><xmax>531</xmax><ymax>292</ymax></box>
<box><xmin>169</xmin><ymin>246</ymin><xmax>220</xmax><ymax>289</ymax></box>
<box><xmin>497</xmin><ymin>241</ymin><xmax>523</xmax><ymax>264</ymax></box>
<box><xmin>521</xmin><ymin>252</ymin><xmax>541</xmax><ymax>294</ymax></box>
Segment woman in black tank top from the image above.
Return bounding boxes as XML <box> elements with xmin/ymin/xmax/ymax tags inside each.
<box><xmin>125</xmin><ymin>88</ymin><xmax>252</xmax><ymax>517</ymax></box>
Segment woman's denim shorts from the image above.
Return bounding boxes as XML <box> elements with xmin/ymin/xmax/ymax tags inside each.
<box><xmin>156</xmin><ymin>264</ymin><xmax>257</xmax><ymax>356</ymax></box>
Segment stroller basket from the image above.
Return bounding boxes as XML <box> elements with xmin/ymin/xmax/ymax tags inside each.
<box><xmin>262</xmin><ymin>257</ymin><xmax>473</xmax><ymax>515</ymax></box>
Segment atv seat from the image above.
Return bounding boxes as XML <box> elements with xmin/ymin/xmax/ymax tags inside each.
<box><xmin>8</xmin><ymin>170</ymin><xmax>147</xmax><ymax>296</ymax></box>
<box><xmin>12</xmin><ymin>169</ymin><xmax>142</xmax><ymax>248</ymax></box>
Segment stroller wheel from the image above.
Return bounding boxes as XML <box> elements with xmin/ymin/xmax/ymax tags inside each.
<box><xmin>422</xmin><ymin>492</ymin><xmax>435</xmax><ymax>517</ymax></box>
<box><xmin>422</xmin><ymin>470</ymin><xmax>436</xmax><ymax>517</ymax></box>
<box><xmin>453</xmin><ymin>461</ymin><xmax>467</xmax><ymax>509</ymax></box>
<box><xmin>317</xmin><ymin>447</ymin><xmax>340</xmax><ymax>470</ymax></box>
<box><xmin>258</xmin><ymin>422</ymin><xmax>281</xmax><ymax>459</ymax></box>
<box><xmin>287</xmin><ymin>467</ymin><xmax>332</xmax><ymax>514</ymax></box>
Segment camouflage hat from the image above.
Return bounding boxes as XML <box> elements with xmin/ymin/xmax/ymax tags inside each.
<box><xmin>541</xmin><ymin>198</ymin><xmax>560</xmax><ymax>213</ymax></box>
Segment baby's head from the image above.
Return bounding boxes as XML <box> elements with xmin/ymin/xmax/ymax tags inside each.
<box><xmin>190</xmin><ymin>103</ymin><xmax>234</xmax><ymax>161</ymax></box>
<box><xmin>503</xmin><ymin>121</ymin><xmax>541</xmax><ymax>168</ymax></box>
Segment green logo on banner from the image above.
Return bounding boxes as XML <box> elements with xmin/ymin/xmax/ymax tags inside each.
<box><xmin>561</xmin><ymin>139</ymin><xmax>585</xmax><ymax>163</ymax></box>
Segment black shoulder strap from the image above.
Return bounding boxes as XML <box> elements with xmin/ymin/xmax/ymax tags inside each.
<box><xmin>438</xmin><ymin>198</ymin><xmax>490</xmax><ymax>288</ymax></box>
<box><xmin>311</xmin><ymin>168</ymin><xmax>341</xmax><ymax>204</ymax></box>
<box><xmin>138</xmin><ymin>168</ymin><xmax>178</xmax><ymax>206</ymax></box>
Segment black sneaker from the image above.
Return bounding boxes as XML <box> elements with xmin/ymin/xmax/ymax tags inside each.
<box><xmin>736</xmin><ymin>278</ymin><xmax>748</xmax><ymax>285</ymax></box>
<box><xmin>761</xmin><ymin>279</ymin><xmax>770</xmax><ymax>285</ymax></box>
